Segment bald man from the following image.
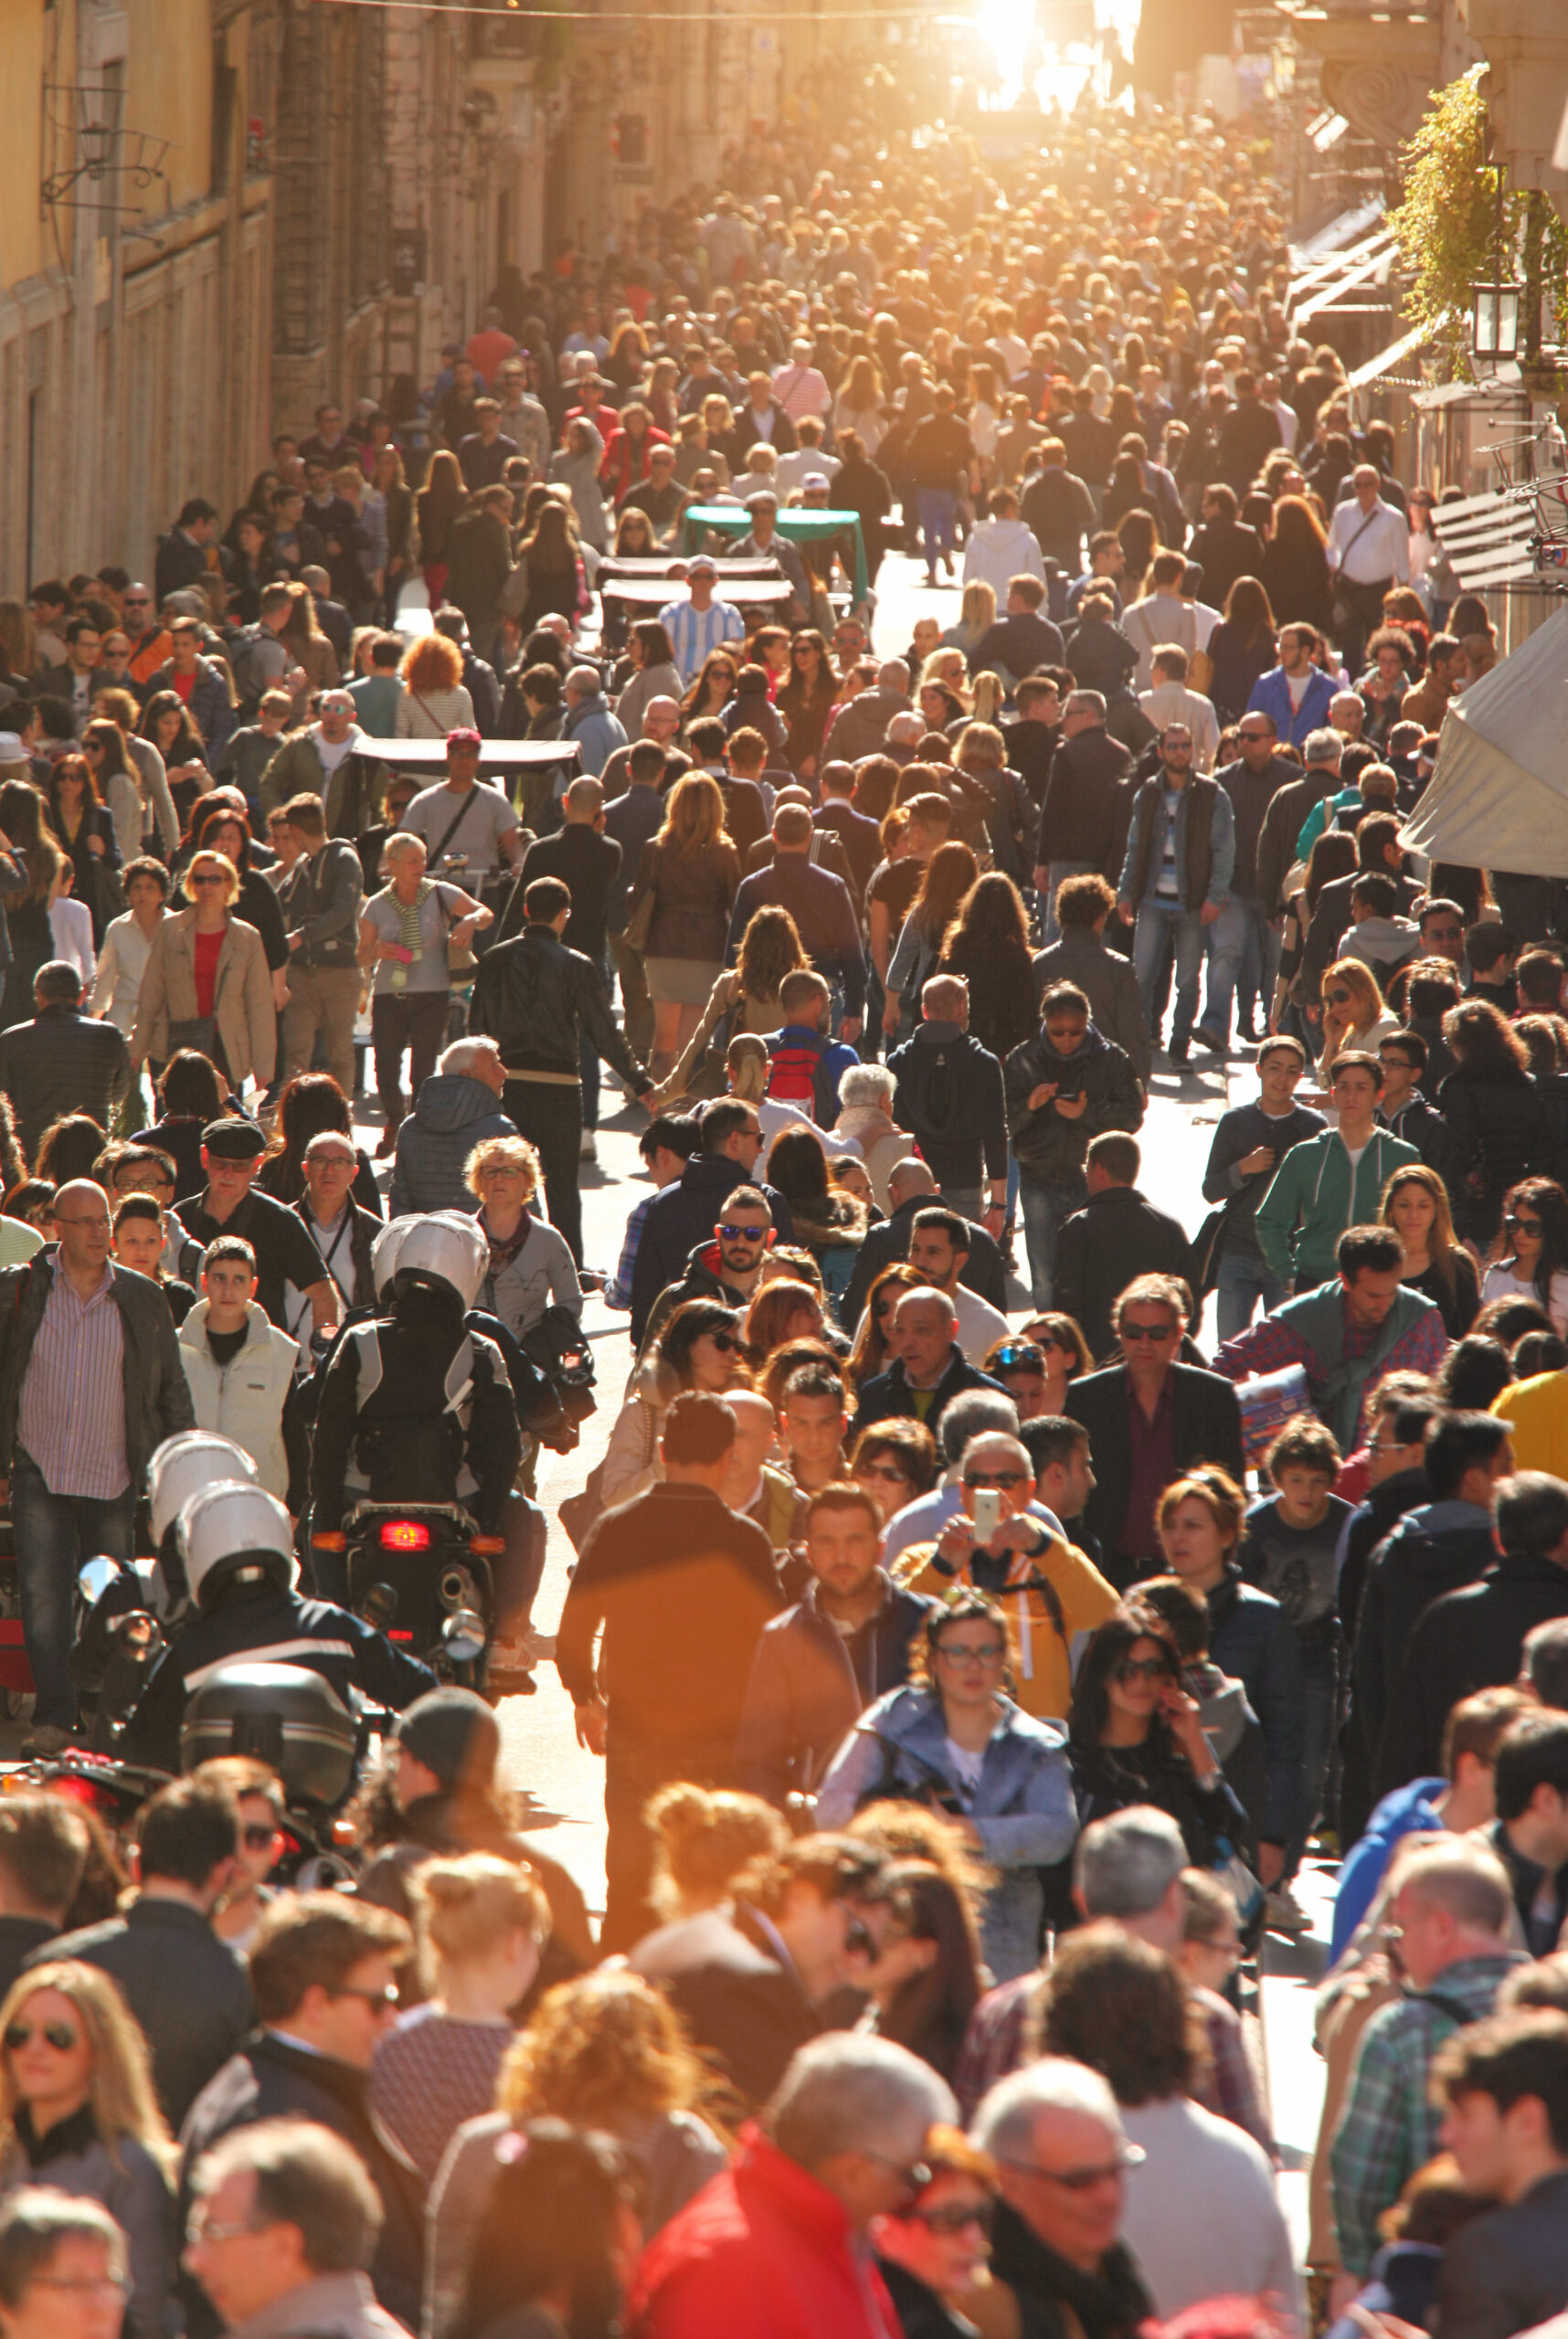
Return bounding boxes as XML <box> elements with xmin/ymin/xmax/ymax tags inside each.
<box><xmin>723</xmin><ymin>1387</ymin><xmax>807</xmax><ymax>1556</ymax></box>
<box><xmin>851</xmin><ymin>1284</ymin><xmax>1008</xmax><ymax>1440</ymax></box>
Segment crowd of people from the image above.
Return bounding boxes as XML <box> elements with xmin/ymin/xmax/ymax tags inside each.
<box><xmin>0</xmin><ymin>64</ymin><xmax>1567</xmax><ymax>2339</ymax></box>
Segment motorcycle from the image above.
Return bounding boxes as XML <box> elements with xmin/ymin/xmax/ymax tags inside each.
<box><xmin>313</xmin><ymin>1501</ymin><xmax>496</xmax><ymax>1695</ymax></box>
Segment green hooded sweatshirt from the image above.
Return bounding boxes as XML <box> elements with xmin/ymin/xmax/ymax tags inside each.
<box><xmin>1255</xmin><ymin>1125</ymin><xmax>1421</xmax><ymax>1289</ymax></box>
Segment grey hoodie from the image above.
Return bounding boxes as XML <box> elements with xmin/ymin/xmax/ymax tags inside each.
<box><xmin>388</xmin><ymin>1073</ymin><xmax>515</xmax><ymax>1214</ymax></box>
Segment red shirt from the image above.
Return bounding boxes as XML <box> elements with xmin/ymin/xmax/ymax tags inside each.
<box><xmin>193</xmin><ymin>925</ymin><xmax>223</xmax><ymax>1018</ymax></box>
<box><xmin>170</xmin><ymin>670</ymin><xmax>196</xmax><ymax>704</ymax></box>
<box><xmin>1121</xmin><ymin>1371</ymin><xmax>1177</xmax><ymax>1564</ymax></box>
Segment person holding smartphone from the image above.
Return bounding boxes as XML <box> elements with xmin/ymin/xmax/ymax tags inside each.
<box><xmin>892</xmin><ymin>1428</ymin><xmax>1118</xmax><ymax>1728</ymax></box>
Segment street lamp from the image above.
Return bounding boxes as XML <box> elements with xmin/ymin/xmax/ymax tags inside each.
<box><xmin>1472</xmin><ymin>279</ymin><xmax>1521</xmax><ymax>367</ymax></box>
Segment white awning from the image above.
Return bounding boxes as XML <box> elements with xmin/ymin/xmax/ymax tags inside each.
<box><xmin>1346</xmin><ymin>319</ymin><xmax>1436</xmax><ymax>390</ymax></box>
<box><xmin>1400</xmin><ymin>609</ymin><xmax>1568</xmax><ymax>874</ymax></box>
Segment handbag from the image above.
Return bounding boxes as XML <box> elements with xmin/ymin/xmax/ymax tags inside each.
<box><xmin>1188</xmin><ymin>647</ymin><xmax>1214</xmax><ymax>694</ymax></box>
<box><xmin>560</xmin><ymin>1457</ymin><xmax>607</xmax><ymax>1553</ymax></box>
<box><xmin>1191</xmin><ymin>1204</ymin><xmax>1230</xmax><ymax>1298</ymax></box>
<box><xmin>622</xmin><ymin>848</ymin><xmax>658</xmax><ymax>954</ymax></box>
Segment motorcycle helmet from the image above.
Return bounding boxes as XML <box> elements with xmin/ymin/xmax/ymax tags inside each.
<box><xmin>148</xmin><ymin>1433</ymin><xmax>260</xmax><ymax>1550</ymax></box>
<box><xmin>387</xmin><ymin>1212</ymin><xmax>490</xmax><ymax>1313</ymax></box>
<box><xmin>370</xmin><ymin>1214</ymin><xmax>419</xmax><ymax>1302</ymax></box>
<box><xmin>176</xmin><ymin>1480</ymin><xmax>299</xmax><ymax>1612</ymax></box>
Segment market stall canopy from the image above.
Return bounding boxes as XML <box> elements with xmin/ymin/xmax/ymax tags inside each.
<box><xmin>1400</xmin><ymin>608</ymin><xmax>1568</xmax><ymax>874</ymax></box>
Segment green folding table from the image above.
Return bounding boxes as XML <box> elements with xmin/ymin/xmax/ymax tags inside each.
<box><xmin>680</xmin><ymin>505</ymin><xmax>869</xmax><ymax>604</ymax></box>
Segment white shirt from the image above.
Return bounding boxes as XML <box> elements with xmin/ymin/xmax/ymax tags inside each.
<box><xmin>48</xmin><ymin>894</ymin><xmax>96</xmax><ymax>989</ymax></box>
<box><xmin>660</xmin><ymin>596</ymin><xmax>746</xmax><ymax>683</ymax></box>
<box><xmin>1139</xmin><ymin>682</ymin><xmax>1220</xmax><ymax>773</ymax></box>
<box><xmin>775</xmin><ymin>448</ymin><xmax>841</xmax><ymax>499</ymax></box>
<box><xmin>1327</xmin><ymin>497</ymin><xmax>1411</xmax><ymax>587</ymax></box>
<box><xmin>952</xmin><ymin>1283</ymin><xmax>1011</xmax><ymax>1362</ymax></box>
<box><xmin>1481</xmin><ymin>1262</ymin><xmax>1568</xmax><ymax>1339</ymax></box>
<box><xmin>960</xmin><ymin>517</ymin><xmax>1046</xmax><ymax>598</ymax></box>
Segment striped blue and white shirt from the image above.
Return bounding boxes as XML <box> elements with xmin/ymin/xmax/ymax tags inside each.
<box><xmin>661</xmin><ymin>595</ymin><xmax>746</xmax><ymax>683</ymax></box>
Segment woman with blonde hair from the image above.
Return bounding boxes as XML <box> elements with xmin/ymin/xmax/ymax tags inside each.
<box><xmin>370</xmin><ymin>1854</ymin><xmax>547</xmax><ymax>2188</ymax></box>
<box><xmin>941</xmin><ymin>580</ymin><xmax>996</xmax><ymax>662</ymax></box>
<box><xmin>395</xmin><ymin>633</ymin><xmax>475</xmax><ymax>738</ymax></box>
<box><xmin>0</xmin><ymin>1962</ymin><xmax>172</xmax><ymax>2339</ymax></box>
<box><xmin>1316</xmin><ymin>956</ymin><xmax>1399</xmax><ymax>1081</ymax></box>
<box><xmin>464</xmin><ymin>1133</ymin><xmax>580</xmax><ymax>1341</ymax></box>
<box><xmin>425</xmin><ymin>1971</ymin><xmax>728</xmax><ymax>2338</ymax></box>
<box><xmin>130</xmin><ymin>849</ymin><xmax>274</xmax><ymax>1091</ymax></box>
<box><xmin>277</xmin><ymin>578</ymin><xmax>337</xmax><ymax>699</ymax></box>
<box><xmin>625</xmin><ymin>771</ymin><xmax>739</xmax><ymax>1078</ymax></box>
<box><xmin>1381</xmin><ymin>1163</ymin><xmax>1480</xmax><ymax>1337</ymax></box>
<box><xmin>650</xmin><ymin>904</ymin><xmax>808</xmax><ymax>1107</ymax></box>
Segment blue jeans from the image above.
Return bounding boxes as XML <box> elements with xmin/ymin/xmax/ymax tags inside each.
<box><xmin>917</xmin><ymin>489</ymin><xmax>957</xmax><ymax>568</ymax></box>
<box><xmin>1133</xmin><ymin>899</ymin><xmax>1208</xmax><ymax>1048</ymax></box>
<box><xmin>1019</xmin><ymin>1174</ymin><xmax>1088</xmax><ymax>1309</ymax></box>
<box><xmin>1204</xmin><ymin>895</ymin><xmax>1278</xmax><ymax>1042</ymax></box>
<box><xmin>1214</xmin><ymin>1248</ymin><xmax>1287</xmax><ymax>1341</ymax></box>
<box><xmin>1042</xmin><ymin>859</ymin><xmax>1097</xmax><ymax>947</ymax></box>
<box><xmin>12</xmin><ymin>1459</ymin><xmax>134</xmax><ymax>1731</ymax></box>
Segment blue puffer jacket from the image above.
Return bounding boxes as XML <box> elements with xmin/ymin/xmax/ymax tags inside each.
<box><xmin>813</xmin><ymin>1683</ymin><xmax>1076</xmax><ymax>1982</ymax></box>
<box><xmin>388</xmin><ymin>1073</ymin><xmax>516</xmax><ymax>1216</ymax></box>
<box><xmin>1203</xmin><ymin>1566</ymin><xmax>1306</xmax><ymax>1847</ymax></box>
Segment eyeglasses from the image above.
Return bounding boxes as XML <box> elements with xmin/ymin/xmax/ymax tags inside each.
<box><xmin>862</xmin><ymin>2151</ymin><xmax>934</xmax><ymax>2196</ymax></box>
<box><xmin>717</xmin><ymin>1224</ymin><xmax>768</xmax><ymax>1243</ymax></box>
<box><xmin>5</xmin><ymin>2021</ymin><xmax>79</xmax><ymax>2052</ymax></box>
<box><xmin>185</xmin><ymin>2217</ymin><xmax>268</xmax><ymax>2247</ymax></box>
<box><xmin>859</xmin><ymin>1462</ymin><xmax>911</xmax><ymax>1486</ymax></box>
<box><xmin>32</xmin><ymin>2273</ymin><xmax>132</xmax><ymax>2296</ymax></box>
<box><xmin>331</xmin><ymin>1984</ymin><xmax>398</xmax><ymax>2015</ymax></box>
<box><xmin>991</xmin><ymin>1342</ymin><xmax>1044</xmax><ymax>1371</ymax></box>
<box><xmin>906</xmin><ymin>2199</ymin><xmax>996</xmax><ymax>2237</ymax></box>
<box><xmin>1115</xmin><ymin>1656</ymin><xmax>1173</xmax><ymax>1683</ymax></box>
<box><xmin>192</xmin><ymin>873</ymin><xmax>228</xmax><ymax>887</ymax></box>
<box><xmin>1505</xmin><ymin>1215</ymin><xmax>1543</xmax><ymax>1237</ymax></box>
<box><xmin>937</xmin><ymin>1641</ymin><xmax>1007</xmax><ymax>1667</ymax></box>
<box><xmin>998</xmin><ymin>2143</ymin><xmax>1145</xmax><ymax>2190</ymax></box>
<box><xmin>1120</xmin><ymin>1321</ymin><xmax>1176</xmax><ymax>1343</ymax></box>
<box><xmin>963</xmin><ymin>1469</ymin><xmax>1029</xmax><ymax>1489</ymax></box>
<box><xmin>242</xmin><ymin>1823</ymin><xmax>281</xmax><ymax>1852</ymax></box>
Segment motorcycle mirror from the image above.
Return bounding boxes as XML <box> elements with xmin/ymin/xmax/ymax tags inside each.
<box><xmin>441</xmin><ymin>1608</ymin><xmax>486</xmax><ymax>1665</ymax></box>
<box><xmin>78</xmin><ymin>1556</ymin><xmax>120</xmax><ymax>1605</ymax></box>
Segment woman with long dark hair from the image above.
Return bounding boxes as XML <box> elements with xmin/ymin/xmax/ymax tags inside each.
<box><xmin>613</xmin><ymin>619</ymin><xmax>683</xmax><ymax>736</ymax></box>
<box><xmin>651</xmin><ymin>904</ymin><xmax>807</xmax><ymax>1107</ymax></box>
<box><xmin>884</xmin><ymin>841</ymin><xmax>980</xmax><ymax>1041</ymax></box>
<box><xmin>863</xmin><ymin>1860</ymin><xmax>984</xmax><ymax>2085</ymax></box>
<box><xmin>679</xmin><ymin>649</ymin><xmax>740</xmax><ymax>728</ymax></box>
<box><xmin>257</xmin><ymin>1069</ymin><xmax>379</xmax><ymax>1216</ymax></box>
<box><xmin>139</xmin><ymin>694</ymin><xmax>209</xmax><ymax>829</ymax></box>
<box><xmin>764</xmin><ymin>1126</ymin><xmax>868</xmax><ymax>1320</ymax></box>
<box><xmin>1258</xmin><ymin>495</ymin><xmax>1333</xmax><ymax>638</ymax></box>
<box><xmin>452</xmin><ymin>2120</ymin><xmax>641</xmax><ymax>2339</ymax></box>
<box><xmin>418</xmin><ymin>449</ymin><xmax>468</xmax><ymax>608</ymax></box>
<box><xmin>845</xmin><ymin>1263</ymin><xmax>925</xmax><ymax>1393</ymax></box>
<box><xmin>43</xmin><ymin>755</ymin><xmax>122</xmax><ymax>946</ymax></box>
<box><xmin>1271</xmin><ymin>831</ymin><xmax>1356</xmax><ymax>1032</ymax></box>
<box><xmin>777</xmin><ymin>630</ymin><xmax>840</xmax><ymax>784</ymax></box>
<box><xmin>1381</xmin><ymin>1164</ymin><xmax>1480</xmax><ymax>1337</ymax></box>
<box><xmin>0</xmin><ymin>786</ymin><xmax>61</xmax><ymax>1030</ymax></box>
<box><xmin>1206</xmin><ymin>577</ymin><xmax>1278</xmax><ymax>725</ymax></box>
<box><xmin>600</xmin><ymin>1297</ymin><xmax>747</xmax><ymax>1510</ymax></box>
<box><xmin>514</xmin><ymin>501</ymin><xmax>585</xmax><ymax>637</ymax></box>
<box><xmin>1482</xmin><ymin>1177</ymin><xmax>1568</xmax><ymax>1336</ymax></box>
<box><xmin>1441</xmin><ymin>1000</ymin><xmax>1555</xmax><ymax>1248</ymax></box>
<box><xmin>938</xmin><ymin>873</ymin><xmax>1037</xmax><ymax>1063</ymax></box>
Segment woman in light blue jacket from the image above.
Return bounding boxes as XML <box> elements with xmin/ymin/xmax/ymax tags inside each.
<box><xmin>814</xmin><ymin>1591</ymin><xmax>1077</xmax><ymax>1982</ymax></box>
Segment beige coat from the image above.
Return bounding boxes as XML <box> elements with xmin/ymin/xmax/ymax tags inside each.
<box><xmin>132</xmin><ymin>906</ymin><xmax>277</xmax><ymax>1085</ymax></box>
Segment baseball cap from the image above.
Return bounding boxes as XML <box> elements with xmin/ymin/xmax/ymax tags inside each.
<box><xmin>445</xmin><ymin>726</ymin><xmax>482</xmax><ymax>750</ymax></box>
<box><xmin>687</xmin><ymin>555</ymin><xmax>718</xmax><ymax>576</ymax></box>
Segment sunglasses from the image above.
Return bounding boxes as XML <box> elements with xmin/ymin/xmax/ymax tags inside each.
<box><xmin>243</xmin><ymin>1824</ymin><xmax>280</xmax><ymax>1853</ymax></box>
<box><xmin>908</xmin><ymin>2200</ymin><xmax>995</xmax><ymax>2237</ymax></box>
<box><xmin>717</xmin><ymin>1224</ymin><xmax>768</xmax><ymax>1243</ymax></box>
<box><xmin>1121</xmin><ymin>1321</ymin><xmax>1176</xmax><ymax>1343</ymax></box>
<box><xmin>331</xmin><ymin>1984</ymin><xmax>398</xmax><ymax>2014</ymax></box>
<box><xmin>706</xmin><ymin>1330</ymin><xmax>740</xmax><ymax>1352</ymax></box>
<box><xmin>1116</xmin><ymin>1656</ymin><xmax>1173</xmax><ymax>1683</ymax></box>
<box><xmin>991</xmin><ymin>1343</ymin><xmax>1045</xmax><ymax>1371</ymax></box>
<box><xmin>1325</xmin><ymin>989</ymin><xmax>1353</xmax><ymax>1007</ymax></box>
<box><xmin>859</xmin><ymin>1461</ymin><xmax>911</xmax><ymax>1485</ymax></box>
<box><xmin>1505</xmin><ymin>1215</ymin><xmax>1543</xmax><ymax>1237</ymax></box>
<box><xmin>5</xmin><ymin>2021</ymin><xmax>79</xmax><ymax>2053</ymax></box>
<box><xmin>192</xmin><ymin>874</ymin><xmax>228</xmax><ymax>887</ymax></box>
<box><xmin>843</xmin><ymin>1915</ymin><xmax>876</xmax><ymax>1959</ymax></box>
<box><xmin>963</xmin><ymin>1469</ymin><xmax>1029</xmax><ymax>1489</ymax></box>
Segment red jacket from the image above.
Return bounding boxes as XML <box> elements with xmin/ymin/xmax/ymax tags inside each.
<box><xmin>630</xmin><ymin>2128</ymin><xmax>897</xmax><ymax>2339</ymax></box>
<box><xmin>600</xmin><ymin>422</ymin><xmax>673</xmax><ymax>503</ymax></box>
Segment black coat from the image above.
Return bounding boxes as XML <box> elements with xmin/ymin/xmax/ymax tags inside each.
<box><xmin>505</xmin><ymin>825</ymin><xmax>622</xmax><ymax>959</ymax></box>
<box><xmin>839</xmin><ymin>1192</ymin><xmax>1006</xmax><ymax>1336</ymax></box>
<box><xmin>177</xmin><ymin>2030</ymin><xmax>423</xmax><ymax>2337</ymax></box>
<box><xmin>1054</xmin><ymin>1186</ymin><xmax>1196</xmax><ymax>1364</ymax></box>
<box><xmin>27</xmin><ymin>1898</ymin><xmax>251</xmax><ymax>2133</ymax></box>
<box><xmin>1065</xmin><ymin>1363</ymin><xmax>1246</xmax><ymax>1587</ymax></box>
<box><xmin>1037</xmin><ymin>727</ymin><xmax>1133</xmax><ymax>871</ymax></box>
<box><xmin>988</xmin><ymin>2202</ymin><xmax>1152</xmax><ymax>2339</ymax></box>
<box><xmin>471</xmin><ymin>921</ymin><xmax>649</xmax><ymax>1086</ymax></box>
<box><xmin>1378</xmin><ymin>1551</ymin><xmax>1568</xmax><ymax>1794</ymax></box>
<box><xmin>1437</xmin><ymin>1067</ymin><xmax>1557</xmax><ymax>1245</ymax></box>
<box><xmin>653</xmin><ymin>1906</ymin><xmax>822</xmax><ymax>2112</ymax></box>
<box><xmin>630</xmin><ymin>1155</ymin><xmax>797</xmax><ymax>1348</ymax></box>
<box><xmin>1437</xmin><ymin>2169</ymin><xmax>1568</xmax><ymax>2339</ymax></box>
<box><xmin>851</xmin><ymin>1346</ymin><xmax>1008</xmax><ymax>1439</ymax></box>
<box><xmin>1351</xmin><ymin>1504</ymin><xmax>1500</xmax><ymax>1796</ymax></box>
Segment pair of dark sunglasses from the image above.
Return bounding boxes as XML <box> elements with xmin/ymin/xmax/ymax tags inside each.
<box><xmin>5</xmin><ymin>2021</ymin><xmax>79</xmax><ymax>2053</ymax></box>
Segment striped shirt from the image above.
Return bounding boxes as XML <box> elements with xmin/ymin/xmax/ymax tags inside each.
<box><xmin>660</xmin><ymin>595</ymin><xmax>745</xmax><ymax>683</ymax></box>
<box><xmin>17</xmin><ymin>1263</ymin><xmax>130</xmax><ymax>1499</ymax></box>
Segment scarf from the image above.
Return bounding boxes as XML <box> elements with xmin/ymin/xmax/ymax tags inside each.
<box><xmin>480</xmin><ymin>1205</ymin><xmax>533</xmax><ymax>1277</ymax></box>
<box><xmin>990</xmin><ymin>2205</ymin><xmax>1152</xmax><ymax>2339</ymax></box>
<box><xmin>387</xmin><ymin>879</ymin><xmax>432</xmax><ymax>991</ymax></box>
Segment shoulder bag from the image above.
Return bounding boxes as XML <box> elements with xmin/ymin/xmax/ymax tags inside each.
<box><xmin>623</xmin><ymin>843</ymin><xmax>658</xmax><ymax>954</ymax></box>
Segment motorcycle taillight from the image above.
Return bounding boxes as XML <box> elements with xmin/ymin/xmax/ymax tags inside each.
<box><xmin>51</xmin><ymin>1776</ymin><xmax>119</xmax><ymax>1816</ymax></box>
<box><xmin>379</xmin><ymin>1521</ymin><xmax>431</xmax><ymax>1551</ymax></box>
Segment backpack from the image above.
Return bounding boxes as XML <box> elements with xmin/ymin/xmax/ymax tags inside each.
<box><xmin>228</xmin><ymin>623</ymin><xmax>281</xmax><ymax>720</ymax></box>
<box><xmin>767</xmin><ymin>1029</ymin><xmax>836</xmax><ymax>1126</ymax></box>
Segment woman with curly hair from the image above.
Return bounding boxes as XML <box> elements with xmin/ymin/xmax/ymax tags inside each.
<box><xmin>777</xmin><ymin>630</ymin><xmax>840</xmax><ymax>783</ymax></box>
<box><xmin>395</xmin><ymin>631</ymin><xmax>475</xmax><ymax>737</ymax></box>
<box><xmin>0</xmin><ymin>1961</ymin><xmax>173</xmax><ymax>2339</ymax></box>
<box><xmin>651</xmin><ymin>905</ymin><xmax>808</xmax><ymax>1108</ymax></box>
<box><xmin>1038</xmin><ymin>1927</ymin><xmax>1296</xmax><ymax>2320</ymax></box>
<box><xmin>816</xmin><ymin>1592</ymin><xmax>1077</xmax><ymax>1981</ymax></box>
<box><xmin>1481</xmin><ymin>1177</ymin><xmax>1568</xmax><ymax>1335</ymax></box>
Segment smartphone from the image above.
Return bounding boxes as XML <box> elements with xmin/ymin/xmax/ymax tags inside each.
<box><xmin>971</xmin><ymin>1487</ymin><xmax>1003</xmax><ymax>1542</ymax></box>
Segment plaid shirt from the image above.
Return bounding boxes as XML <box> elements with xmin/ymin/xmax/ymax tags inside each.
<box><xmin>1330</xmin><ymin>1953</ymin><xmax>1522</xmax><ymax>2274</ymax></box>
<box><xmin>607</xmin><ymin>1191</ymin><xmax>654</xmax><ymax>1314</ymax></box>
<box><xmin>1216</xmin><ymin>1304</ymin><xmax>1449</xmax><ymax>1448</ymax></box>
<box><xmin>956</xmin><ymin>1972</ymin><xmax>1272</xmax><ymax>2151</ymax></box>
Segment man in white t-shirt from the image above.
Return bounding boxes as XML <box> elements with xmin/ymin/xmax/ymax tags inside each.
<box><xmin>397</xmin><ymin>727</ymin><xmax>523</xmax><ymax>884</ymax></box>
<box><xmin>908</xmin><ymin>1206</ymin><xmax>1010</xmax><ymax>1362</ymax></box>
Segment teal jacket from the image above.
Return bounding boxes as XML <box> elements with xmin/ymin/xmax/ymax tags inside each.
<box><xmin>1255</xmin><ymin>1126</ymin><xmax>1421</xmax><ymax>1289</ymax></box>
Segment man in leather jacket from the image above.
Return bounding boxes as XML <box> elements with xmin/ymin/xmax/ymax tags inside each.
<box><xmin>471</xmin><ymin>874</ymin><xmax>654</xmax><ymax>1264</ymax></box>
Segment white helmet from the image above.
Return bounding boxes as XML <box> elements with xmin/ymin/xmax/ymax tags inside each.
<box><xmin>176</xmin><ymin>1480</ymin><xmax>298</xmax><ymax>1611</ymax></box>
<box><xmin>148</xmin><ymin>1433</ymin><xmax>260</xmax><ymax>1548</ymax></box>
<box><xmin>370</xmin><ymin>1215</ymin><xmax>419</xmax><ymax>1300</ymax></box>
<box><xmin>387</xmin><ymin>1212</ymin><xmax>490</xmax><ymax>1313</ymax></box>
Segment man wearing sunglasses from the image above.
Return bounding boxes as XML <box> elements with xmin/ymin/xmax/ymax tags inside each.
<box><xmin>894</xmin><ymin>1431</ymin><xmax>1117</xmax><ymax>1725</ymax></box>
<box><xmin>629</xmin><ymin>1098</ymin><xmax>795</xmax><ymax>1349</ymax></box>
<box><xmin>974</xmin><ymin>2060</ymin><xmax>1150</xmax><ymax>2334</ymax></box>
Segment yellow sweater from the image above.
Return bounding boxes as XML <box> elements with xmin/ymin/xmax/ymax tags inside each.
<box><xmin>893</xmin><ymin>1533</ymin><xmax>1119</xmax><ymax>1723</ymax></box>
<box><xmin>1492</xmin><ymin>1371</ymin><xmax>1568</xmax><ymax>1476</ymax></box>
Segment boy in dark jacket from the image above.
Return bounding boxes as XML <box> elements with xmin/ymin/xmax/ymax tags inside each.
<box><xmin>1003</xmin><ymin>981</ymin><xmax>1144</xmax><ymax>1309</ymax></box>
<box><xmin>1202</xmin><ymin>1035</ymin><xmax>1326</xmax><ymax>1338</ymax></box>
<box><xmin>888</xmin><ymin>974</ymin><xmax>1009</xmax><ymax>1230</ymax></box>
